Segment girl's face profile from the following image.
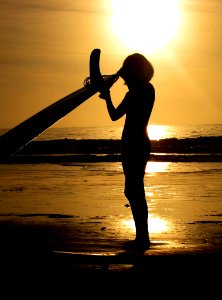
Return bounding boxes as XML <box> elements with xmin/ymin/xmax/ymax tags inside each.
<box><xmin>119</xmin><ymin>53</ymin><xmax>154</xmax><ymax>85</ymax></box>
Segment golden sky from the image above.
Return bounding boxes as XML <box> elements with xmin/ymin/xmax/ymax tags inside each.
<box><xmin>0</xmin><ymin>0</ymin><xmax>221</xmax><ymax>128</ymax></box>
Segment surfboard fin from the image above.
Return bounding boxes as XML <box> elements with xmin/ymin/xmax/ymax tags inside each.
<box><xmin>84</xmin><ymin>48</ymin><xmax>119</xmax><ymax>91</ymax></box>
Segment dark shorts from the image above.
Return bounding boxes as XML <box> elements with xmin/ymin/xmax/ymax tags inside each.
<box><xmin>121</xmin><ymin>138</ymin><xmax>151</xmax><ymax>176</ymax></box>
<box><xmin>122</xmin><ymin>152</ymin><xmax>149</xmax><ymax>177</ymax></box>
<box><xmin>121</xmin><ymin>149</ymin><xmax>150</xmax><ymax>199</ymax></box>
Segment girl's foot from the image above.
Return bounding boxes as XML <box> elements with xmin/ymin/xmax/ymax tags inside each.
<box><xmin>123</xmin><ymin>238</ymin><xmax>150</xmax><ymax>251</ymax></box>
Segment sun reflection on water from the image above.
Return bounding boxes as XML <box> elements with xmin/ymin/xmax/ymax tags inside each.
<box><xmin>148</xmin><ymin>125</ymin><xmax>168</xmax><ymax>140</ymax></box>
<box><xmin>122</xmin><ymin>214</ymin><xmax>169</xmax><ymax>234</ymax></box>
<box><xmin>146</xmin><ymin>161</ymin><xmax>170</xmax><ymax>173</ymax></box>
<box><xmin>149</xmin><ymin>216</ymin><xmax>169</xmax><ymax>234</ymax></box>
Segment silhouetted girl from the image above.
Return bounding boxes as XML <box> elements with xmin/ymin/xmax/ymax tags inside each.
<box><xmin>100</xmin><ymin>53</ymin><xmax>155</xmax><ymax>250</ymax></box>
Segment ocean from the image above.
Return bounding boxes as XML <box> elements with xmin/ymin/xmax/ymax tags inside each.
<box><xmin>0</xmin><ymin>124</ymin><xmax>221</xmax><ymax>256</ymax></box>
<box><xmin>1</xmin><ymin>123</ymin><xmax>220</xmax><ymax>141</ymax></box>
<box><xmin>0</xmin><ymin>124</ymin><xmax>221</xmax><ymax>163</ymax></box>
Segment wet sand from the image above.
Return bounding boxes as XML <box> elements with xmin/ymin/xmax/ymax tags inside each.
<box><xmin>0</xmin><ymin>162</ymin><xmax>221</xmax><ymax>293</ymax></box>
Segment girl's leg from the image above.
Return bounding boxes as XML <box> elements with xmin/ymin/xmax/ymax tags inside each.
<box><xmin>125</xmin><ymin>178</ymin><xmax>150</xmax><ymax>246</ymax></box>
<box><xmin>122</xmin><ymin>154</ymin><xmax>150</xmax><ymax>249</ymax></box>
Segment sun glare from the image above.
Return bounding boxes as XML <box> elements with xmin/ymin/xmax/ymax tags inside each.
<box><xmin>148</xmin><ymin>124</ymin><xmax>168</xmax><ymax>140</ymax></box>
<box><xmin>122</xmin><ymin>215</ymin><xmax>169</xmax><ymax>234</ymax></box>
<box><xmin>146</xmin><ymin>161</ymin><xmax>170</xmax><ymax>173</ymax></box>
<box><xmin>111</xmin><ymin>0</ymin><xmax>180</xmax><ymax>54</ymax></box>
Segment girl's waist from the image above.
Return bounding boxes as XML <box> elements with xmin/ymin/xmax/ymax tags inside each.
<box><xmin>121</xmin><ymin>137</ymin><xmax>151</xmax><ymax>151</ymax></box>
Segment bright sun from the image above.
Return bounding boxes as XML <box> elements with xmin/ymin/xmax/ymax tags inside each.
<box><xmin>111</xmin><ymin>0</ymin><xmax>181</xmax><ymax>54</ymax></box>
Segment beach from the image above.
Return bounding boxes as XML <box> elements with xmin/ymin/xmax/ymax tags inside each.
<box><xmin>0</xmin><ymin>161</ymin><xmax>221</xmax><ymax>293</ymax></box>
<box><xmin>1</xmin><ymin>0</ymin><xmax>222</xmax><ymax>293</ymax></box>
<box><xmin>0</xmin><ymin>125</ymin><xmax>221</xmax><ymax>293</ymax></box>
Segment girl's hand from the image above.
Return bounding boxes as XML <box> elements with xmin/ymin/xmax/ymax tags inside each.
<box><xmin>99</xmin><ymin>89</ymin><xmax>110</xmax><ymax>100</ymax></box>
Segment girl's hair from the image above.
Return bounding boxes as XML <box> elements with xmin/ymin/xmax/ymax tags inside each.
<box><xmin>118</xmin><ymin>53</ymin><xmax>154</xmax><ymax>84</ymax></box>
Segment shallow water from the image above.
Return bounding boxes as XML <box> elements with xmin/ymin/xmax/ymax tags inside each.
<box><xmin>0</xmin><ymin>161</ymin><xmax>221</xmax><ymax>252</ymax></box>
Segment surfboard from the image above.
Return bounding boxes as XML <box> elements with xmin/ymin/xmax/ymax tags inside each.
<box><xmin>0</xmin><ymin>49</ymin><xmax>118</xmax><ymax>161</ymax></box>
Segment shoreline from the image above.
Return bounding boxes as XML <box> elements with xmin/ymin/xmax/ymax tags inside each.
<box><xmin>1</xmin><ymin>153</ymin><xmax>222</xmax><ymax>164</ymax></box>
<box><xmin>1</xmin><ymin>135</ymin><xmax>221</xmax><ymax>163</ymax></box>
